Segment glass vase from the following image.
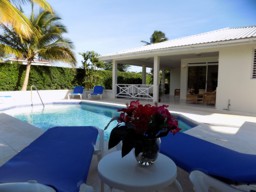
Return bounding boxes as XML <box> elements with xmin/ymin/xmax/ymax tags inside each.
<box><xmin>135</xmin><ymin>138</ymin><xmax>161</xmax><ymax>167</ymax></box>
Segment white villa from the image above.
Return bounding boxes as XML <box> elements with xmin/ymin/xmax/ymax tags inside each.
<box><xmin>100</xmin><ymin>26</ymin><xmax>256</xmax><ymax>115</ymax></box>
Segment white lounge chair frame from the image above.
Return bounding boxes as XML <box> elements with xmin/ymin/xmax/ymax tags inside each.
<box><xmin>189</xmin><ymin>170</ymin><xmax>256</xmax><ymax>192</ymax></box>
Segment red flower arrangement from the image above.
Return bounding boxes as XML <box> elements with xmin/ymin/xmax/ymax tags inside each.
<box><xmin>104</xmin><ymin>100</ymin><xmax>181</xmax><ymax>157</ymax></box>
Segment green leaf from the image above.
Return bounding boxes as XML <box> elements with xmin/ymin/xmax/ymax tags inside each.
<box><xmin>108</xmin><ymin>125</ymin><xmax>127</xmax><ymax>150</ymax></box>
<box><xmin>122</xmin><ymin>138</ymin><xmax>135</xmax><ymax>157</ymax></box>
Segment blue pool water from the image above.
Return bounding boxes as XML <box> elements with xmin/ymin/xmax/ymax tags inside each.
<box><xmin>8</xmin><ymin>102</ymin><xmax>197</xmax><ymax>138</ymax></box>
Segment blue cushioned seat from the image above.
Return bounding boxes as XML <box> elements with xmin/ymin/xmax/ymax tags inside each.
<box><xmin>68</xmin><ymin>86</ymin><xmax>84</xmax><ymax>99</ymax></box>
<box><xmin>0</xmin><ymin>126</ymin><xmax>98</xmax><ymax>192</ymax></box>
<box><xmin>88</xmin><ymin>86</ymin><xmax>104</xmax><ymax>99</ymax></box>
<box><xmin>160</xmin><ymin>132</ymin><xmax>256</xmax><ymax>184</ymax></box>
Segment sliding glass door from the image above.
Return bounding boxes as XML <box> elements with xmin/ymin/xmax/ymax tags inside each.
<box><xmin>187</xmin><ymin>63</ymin><xmax>218</xmax><ymax>94</ymax></box>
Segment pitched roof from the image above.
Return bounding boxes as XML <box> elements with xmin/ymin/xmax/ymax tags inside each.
<box><xmin>103</xmin><ymin>26</ymin><xmax>256</xmax><ymax>57</ymax></box>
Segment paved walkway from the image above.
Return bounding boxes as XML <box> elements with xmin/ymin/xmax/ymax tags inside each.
<box><xmin>0</xmin><ymin>113</ymin><xmax>43</xmax><ymax>166</ymax></box>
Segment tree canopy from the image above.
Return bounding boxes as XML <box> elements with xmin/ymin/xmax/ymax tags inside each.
<box><xmin>80</xmin><ymin>51</ymin><xmax>104</xmax><ymax>89</ymax></box>
<box><xmin>0</xmin><ymin>0</ymin><xmax>52</xmax><ymax>37</ymax></box>
<box><xmin>103</xmin><ymin>62</ymin><xmax>130</xmax><ymax>72</ymax></box>
<box><xmin>0</xmin><ymin>10</ymin><xmax>76</xmax><ymax>90</ymax></box>
<box><xmin>141</xmin><ymin>30</ymin><xmax>168</xmax><ymax>45</ymax></box>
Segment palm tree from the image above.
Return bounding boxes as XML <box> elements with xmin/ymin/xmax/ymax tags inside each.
<box><xmin>80</xmin><ymin>51</ymin><xmax>104</xmax><ymax>90</ymax></box>
<box><xmin>0</xmin><ymin>0</ymin><xmax>52</xmax><ymax>37</ymax></box>
<box><xmin>141</xmin><ymin>30</ymin><xmax>168</xmax><ymax>45</ymax></box>
<box><xmin>0</xmin><ymin>10</ymin><xmax>76</xmax><ymax>91</ymax></box>
<box><xmin>150</xmin><ymin>30</ymin><xmax>168</xmax><ymax>43</ymax></box>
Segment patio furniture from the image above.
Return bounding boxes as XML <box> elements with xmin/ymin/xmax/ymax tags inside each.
<box><xmin>174</xmin><ymin>89</ymin><xmax>180</xmax><ymax>97</ymax></box>
<box><xmin>98</xmin><ymin>150</ymin><xmax>183</xmax><ymax>192</ymax></box>
<box><xmin>88</xmin><ymin>85</ymin><xmax>104</xmax><ymax>99</ymax></box>
<box><xmin>0</xmin><ymin>126</ymin><xmax>99</xmax><ymax>192</ymax></box>
<box><xmin>189</xmin><ymin>170</ymin><xmax>255</xmax><ymax>192</ymax></box>
<box><xmin>203</xmin><ymin>91</ymin><xmax>216</xmax><ymax>105</ymax></box>
<box><xmin>186</xmin><ymin>94</ymin><xmax>198</xmax><ymax>103</ymax></box>
<box><xmin>160</xmin><ymin>132</ymin><xmax>256</xmax><ymax>184</ymax></box>
<box><xmin>68</xmin><ymin>86</ymin><xmax>84</xmax><ymax>99</ymax></box>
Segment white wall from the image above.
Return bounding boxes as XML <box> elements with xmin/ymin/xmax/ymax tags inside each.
<box><xmin>0</xmin><ymin>89</ymin><xmax>113</xmax><ymax>109</ymax></box>
<box><xmin>217</xmin><ymin>45</ymin><xmax>256</xmax><ymax>114</ymax></box>
<box><xmin>0</xmin><ymin>90</ymin><xmax>70</xmax><ymax>107</ymax></box>
<box><xmin>169</xmin><ymin>67</ymin><xmax>181</xmax><ymax>96</ymax></box>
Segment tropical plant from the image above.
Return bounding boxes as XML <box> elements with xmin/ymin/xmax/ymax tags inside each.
<box><xmin>141</xmin><ymin>30</ymin><xmax>168</xmax><ymax>45</ymax></box>
<box><xmin>0</xmin><ymin>0</ymin><xmax>52</xmax><ymax>37</ymax></box>
<box><xmin>0</xmin><ymin>10</ymin><xmax>76</xmax><ymax>91</ymax></box>
<box><xmin>151</xmin><ymin>30</ymin><xmax>168</xmax><ymax>43</ymax></box>
<box><xmin>80</xmin><ymin>51</ymin><xmax>104</xmax><ymax>90</ymax></box>
<box><xmin>0</xmin><ymin>44</ymin><xmax>6</xmax><ymax>61</ymax></box>
<box><xmin>103</xmin><ymin>62</ymin><xmax>130</xmax><ymax>72</ymax></box>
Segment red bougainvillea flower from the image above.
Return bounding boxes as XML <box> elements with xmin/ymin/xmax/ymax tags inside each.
<box><xmin>116</xmin><ymin>100</ymin><xmax>180</xmax><ymax>136</ymax></box>
<box><xmin>105</xmin><ymin>100</ymin><xmax>181</xmax><ymax>157</ymax></box>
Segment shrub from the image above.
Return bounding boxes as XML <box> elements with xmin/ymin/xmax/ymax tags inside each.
<box><xmin>0</xmin><ymin>63</ymin><xmax>150</xmax><ymax>91</ymax></box>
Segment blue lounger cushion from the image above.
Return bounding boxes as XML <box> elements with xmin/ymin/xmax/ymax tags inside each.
<box><xmin>90</xmin><ymin>86</ymin><xmax>103</xmax><ymax>95</ymax></box>
<box><xmin>0</xmin><ymin>126</ymin><xmax>98</xmax><ymax>192</ymax></box>
<box><xmin>160</xmin><ymin>132</ymin><xmax>256</xmax><ymax>184</ymax></box>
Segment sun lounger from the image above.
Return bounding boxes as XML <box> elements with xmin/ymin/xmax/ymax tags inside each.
<box><xmin>160</xmin><ymin>132</ymin><xmax>256</xmax><ymax>184</ymax></box>
<box><xmin>68</xmin><ymin>86</ymin><xmax>84</xmax><ymax>99</ymax></box>
<box><xmin>88</xmin><ymin>86</ymin><xmax>104</xmax><ymax>99</ymax></box>
<box><xmin>0</xmin><ymin>126</ymin><xmax>99</xmax><ymax>192</ymax></box>
<box><xmin>189</xmin><ymin>170</ymin><xmax>256</xmax><ymax>192</ymax></box>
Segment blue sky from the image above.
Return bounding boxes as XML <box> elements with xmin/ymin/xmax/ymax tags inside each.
<box><xmin>44</xmin><ymin>0</ymin><xmax>256</xmax><ymax>70</ymax></box>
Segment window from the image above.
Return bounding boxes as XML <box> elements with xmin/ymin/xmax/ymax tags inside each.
<box><xmin>253</xmin><ymin>49</ymin><xmax>256</xmax><ymax>79</ymax></box>
<box><xmin>187</xmin><ymin>63</ymin><xmax>218</xmax><ymax>93</ymax></box>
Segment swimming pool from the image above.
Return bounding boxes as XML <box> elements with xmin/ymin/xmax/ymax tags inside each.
<box><xmin>5</xmin><ymin>102</ymin><xmax>197</xmax><ymax>138</ymax></box>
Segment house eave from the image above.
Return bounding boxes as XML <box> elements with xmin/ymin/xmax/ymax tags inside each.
<box><xmin>100</xmin><ymin>38</ymin><xmax>256</xmax><ymax>62</ymax></box>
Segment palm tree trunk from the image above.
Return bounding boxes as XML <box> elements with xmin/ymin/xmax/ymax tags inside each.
<box><xmin>21</xmin><ymin>62</ymin><xmax>31</xmax><ymax>91</ymax></box>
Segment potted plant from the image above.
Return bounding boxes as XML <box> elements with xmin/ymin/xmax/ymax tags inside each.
<box><xmin>105</xmin><ymin>100</ymin><xmax>180</xmax><ymax>166</ymax></box>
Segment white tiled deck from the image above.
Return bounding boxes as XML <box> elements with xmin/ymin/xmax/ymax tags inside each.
<box><xmin>0</xmin><ymin>97</ymin><xmax>256</xmax><ymax>192</ymax></box>
<box><xmin>0</xmin><ymin>113</ymin><xmax>43</xmax><ymax>166</ymax></box>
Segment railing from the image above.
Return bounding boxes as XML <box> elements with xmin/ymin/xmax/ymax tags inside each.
<box><xmin>116</xmin><ymin>84</ymin><xmax>153</xmax><ymax>100</ymax></box>
<box><xmin>31</xmin><ymin>85</ymin><xmax>45</xmax><ymax>107</ymax></box>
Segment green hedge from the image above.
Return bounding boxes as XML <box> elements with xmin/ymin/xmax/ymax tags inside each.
<box><xmin>0</xmin><ymin>63</ymin><xmax>151</xmax><ymax>91</ymax></box>
<box><xmin>0</xmin><ymin>63</ymin><xmax>76</xmax><ymax>90</ymax></box>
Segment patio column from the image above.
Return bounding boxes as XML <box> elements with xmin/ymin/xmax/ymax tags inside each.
<box><xmin>142</xmin><ymin>65</ymin><xmax>146</xmax><ymax>84</ymax></box>
<box><xmin>112</xmin><ymin>60</ymin><xmax>117</xmax><ymax>99</ymax></box>
<box><xmin>161</xmin><ymin>69</ymin><xmax>165</xmax><ymax>95</ymax></box>
<box><xmin>153</xmin><ymin>56</ymin><xmax>160</xmax><ymax>103</ymax></box>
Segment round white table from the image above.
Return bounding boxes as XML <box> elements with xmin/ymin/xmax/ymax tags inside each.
<box><xmin>98</xmin><ymin>150</ymin><xmax>183</xmax><ymax>192</ymax></box>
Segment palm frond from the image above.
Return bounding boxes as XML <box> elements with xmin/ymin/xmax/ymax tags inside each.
<box><xmin>0</xmin><ymin>9</ymin><xmax>76</xmax><ymax>68</ymax></box>
<box><xmin>30</xmin><ymin>0</ymin><xmax>53</xmax><ymax>13</ymax></box>
<box><xmin>0</xmin><ymin>25</ymin><xmax>27</xmax><ymax>52</ymax></box>
<box><xmin>42</xmin><ymin>46</ymin><xmax>76</xmax><ymax>64</ymax></box>
<box><xmin>0</xmin><ymin>0</ymin><xmax>33</xmax><ymax>37</ymax></box>
<box><xmin>2</xmin><ymin>44</ymin><xmax>24</xmax><ymax>58</ymax></box>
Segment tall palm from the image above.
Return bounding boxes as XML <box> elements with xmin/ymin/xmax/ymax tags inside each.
<box><xmin>0</xmin><ymin>10</ymin><xmax>76</xmax><ymax>90</ymax></box>
<box><xmin>150</xmin><ymin>31</ymin><xmax>168</xmax><ymax>43</ymax></box>
<box><xmin>141</xmin><ymin>30</ymin><xmax>168</xmax><ymax>45</ymax></box>
<box><xmin>80</xmin><ymin>51</ymin><xmax>104</xmax><ymax>89</ymax></box>
<box><xmin>0</xmin><ymin>0</ymin><xmax>52</xmax><ymax>37</ymax></box>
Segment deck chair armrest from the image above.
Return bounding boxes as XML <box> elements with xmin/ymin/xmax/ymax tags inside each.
<box><xmin>189</xmin><ymin>171</ymin><xmax>245</xmax><ymax>192</ymax></box>
<box><xmin>0</xmin><ymin>181</ymin><xmax>56</xmax><ymax>192</ymax></box>
<box><xmin>93</xmin><ymin>128</ymin><xmax>104</xmax><ymax>160</ymax></box>
<box><xmin>79</xmin><ymin>183</ymin><xmax>94</xmax><ymax>192</ymax></box>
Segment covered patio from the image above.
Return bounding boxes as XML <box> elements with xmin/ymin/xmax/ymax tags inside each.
<box><xmin>101</xmin><ymin>48</ymin><xmax>218</xmax><ymax>105</ymax></box>
<box><xmin>99</xmin><ymin>29</ymin><xmax>223</xmax><ymax>107</ymax></box>
<box><xmin>99</xmin><ymin>26</ymin><xmax>256</xmax><ymax>115</ymax></box>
